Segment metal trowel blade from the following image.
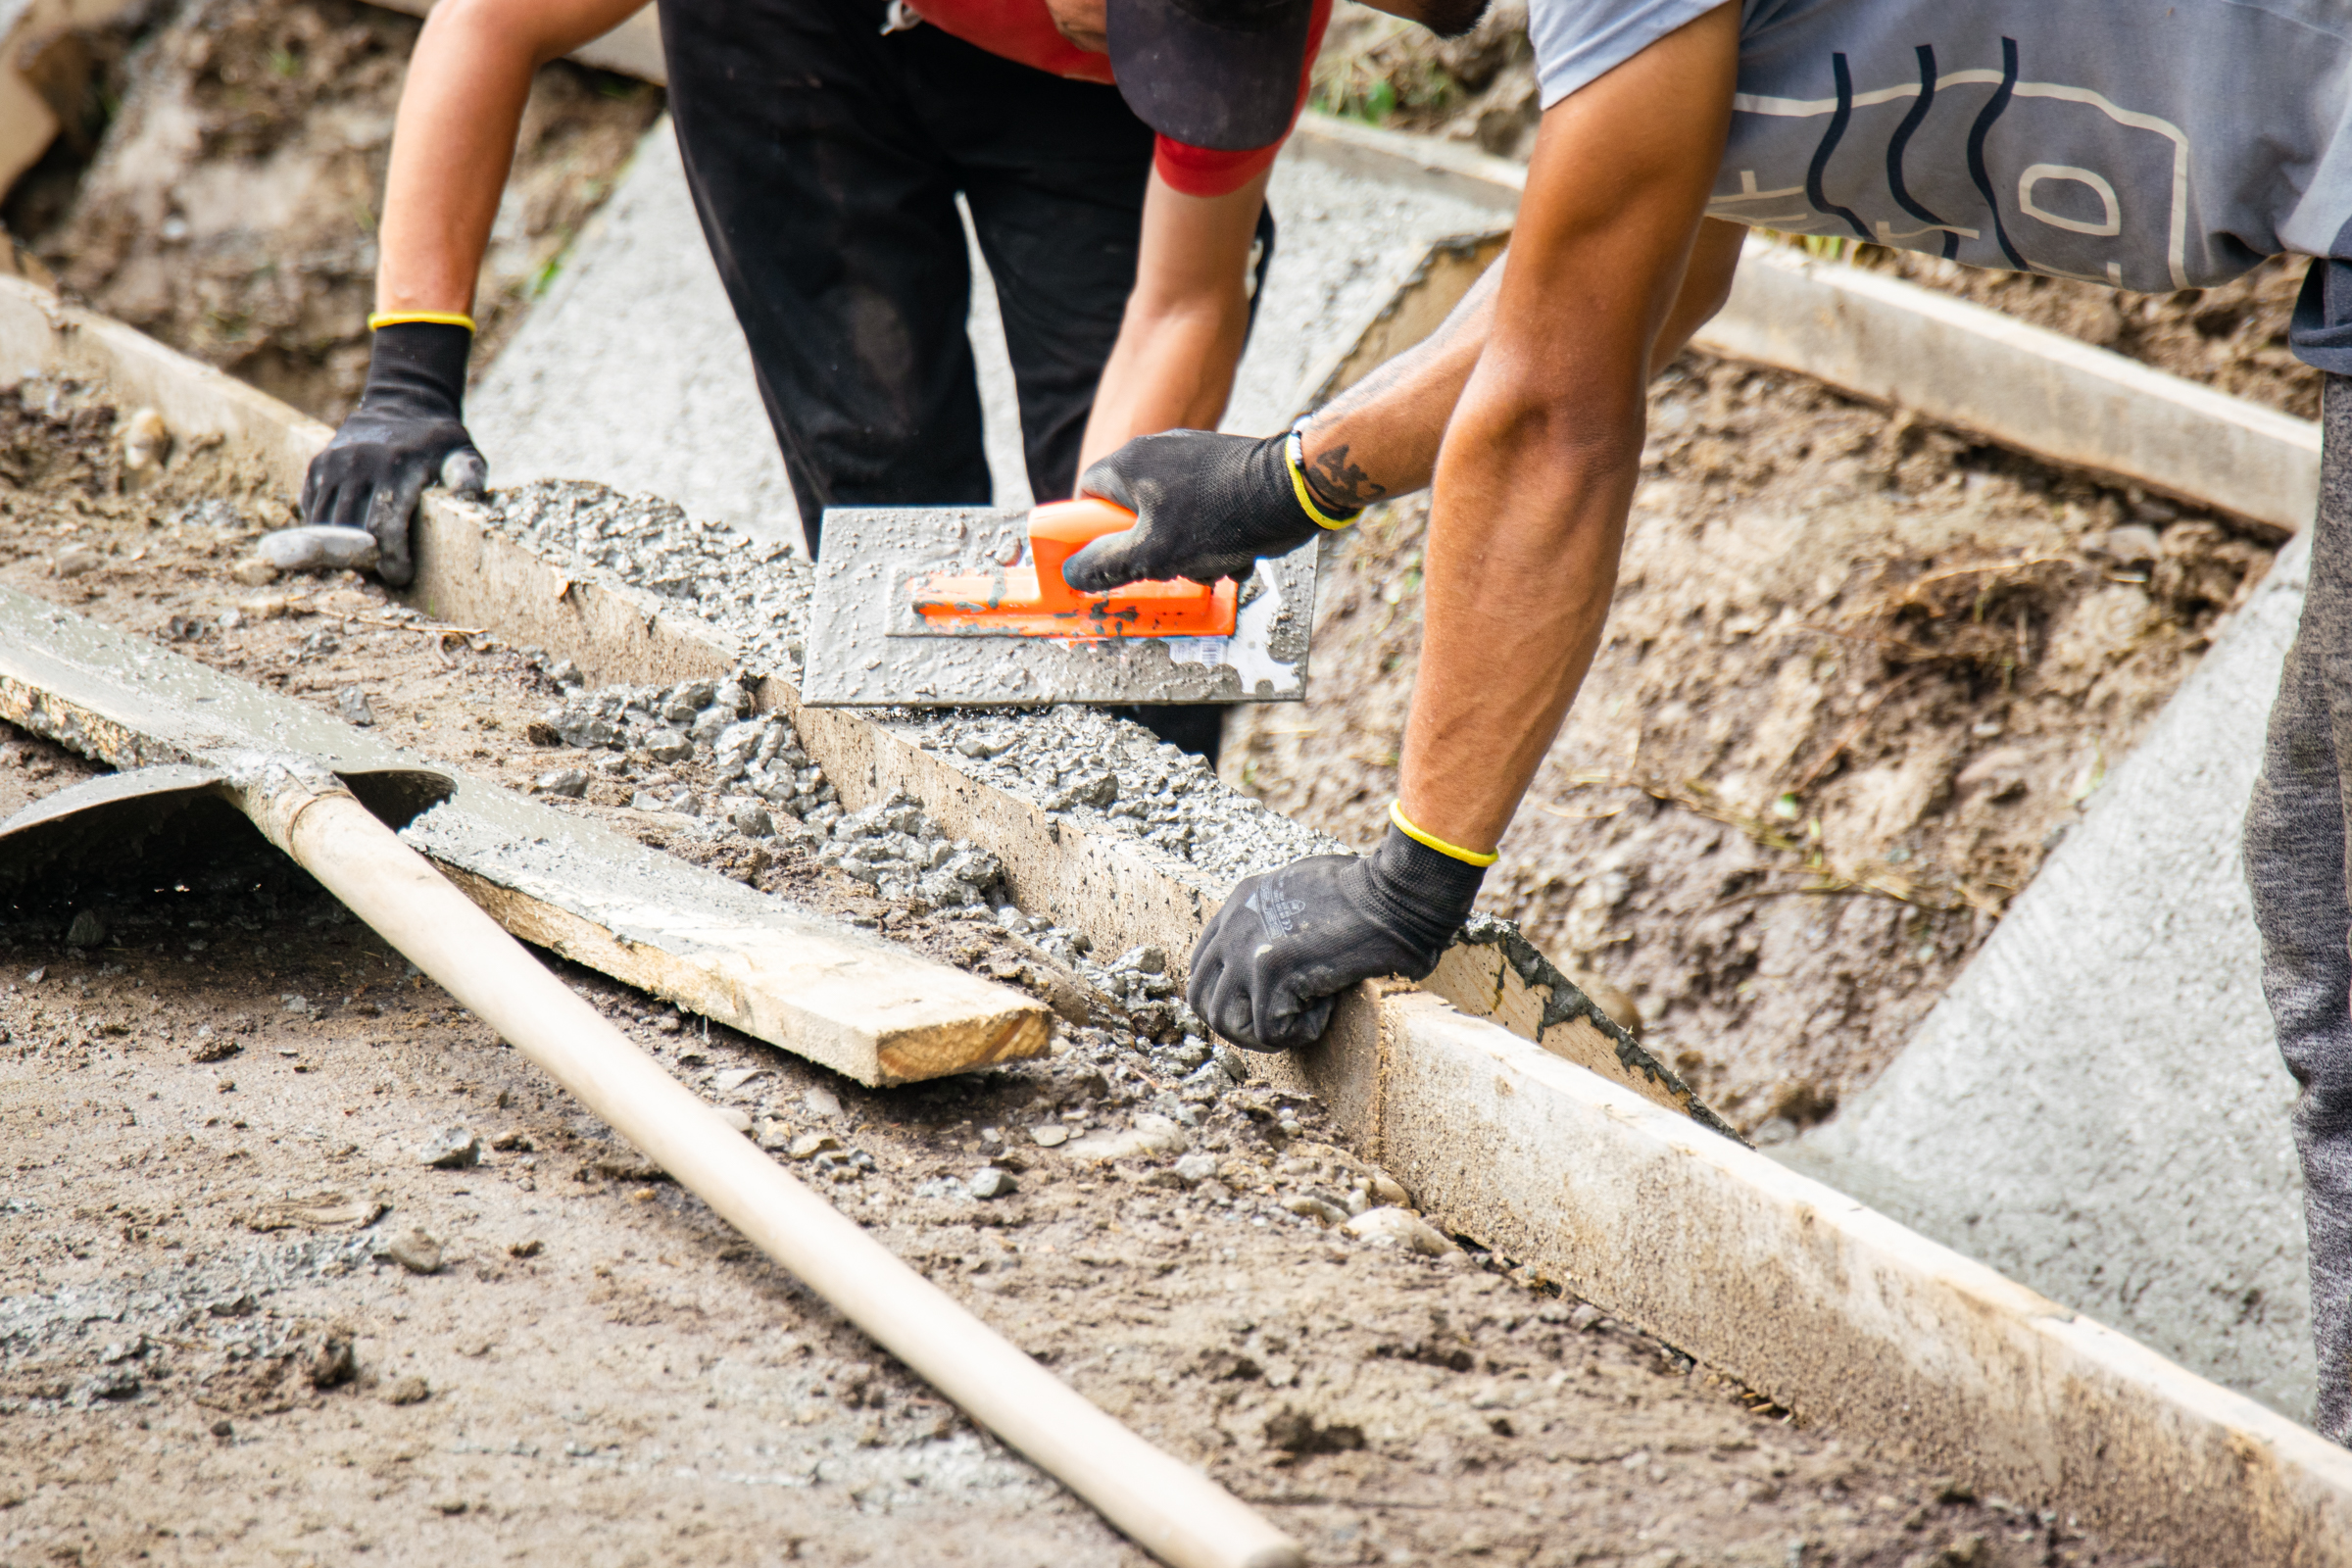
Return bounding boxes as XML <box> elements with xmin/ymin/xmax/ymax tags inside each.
<box><xmin>800</xmin><ymin>505</ymin><xmax>1317</xmax><ymax>709</ymax></box>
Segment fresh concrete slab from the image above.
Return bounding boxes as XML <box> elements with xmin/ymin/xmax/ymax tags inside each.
<box><xmin>1784</xmin><ymin>535</ymin><xmax>2316</xmax><ymax>1417</ymax></box>
<box><xmin>466</xmin><ymin>116</ymin><xmax>1513</xmax><ymax>552</ymax></box>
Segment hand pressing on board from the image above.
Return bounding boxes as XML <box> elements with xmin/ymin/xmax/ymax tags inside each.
<box><xmin>1061</xmin><ymin>424</ymin><xmax>1358</xmax><ymax>593</ymax></box>
<box><xmin>1189</xmin><ymin>814</ymin><xmax>1487</xmax><ymax>1052</ymax></box>
<box><xmin>299</xmin><ymin>319</ymin><xmax>487</xmax><ymax>588</ymax></box>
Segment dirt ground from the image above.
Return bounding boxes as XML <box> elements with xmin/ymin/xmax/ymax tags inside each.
<box><xmin>1226</xmin><ymin>351</ymin><xmax>2274</xmax><ymax>1138</ymax></box>
<box><xmin>6</xmin><ymin>0</ymin><xmax>662</xmax><ymax>423</ymax></box>
<box><xmin>0</xmin><ymin>387</ymin><xmax>2169</xmax><ymax>1566</ymax></box>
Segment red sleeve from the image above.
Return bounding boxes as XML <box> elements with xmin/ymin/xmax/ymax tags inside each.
<box><xmin>1150</xmin><ymin>0</ymin><xmax>1334</xmax><ymax>197</ymax></box>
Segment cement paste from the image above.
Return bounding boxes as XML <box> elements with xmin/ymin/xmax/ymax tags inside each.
<box><xmin>1786</xmin><ymin>533</ymin><xmax>2316</xmax><ymax>1418</ymax></box>
<box><xmin>799</xmin><ymin>506</ymin><xmax>1318</xmax><ymax>708</ymax></box>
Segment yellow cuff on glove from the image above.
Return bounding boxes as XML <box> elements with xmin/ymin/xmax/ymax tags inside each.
<box><xmin>1389</xmin><ymin>801</ymin><xmax>1498</xmax><ymax>867</ymax></box>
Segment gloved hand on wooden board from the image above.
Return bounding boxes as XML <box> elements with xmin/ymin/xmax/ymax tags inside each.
<box><xmin>1188</xmin><ymin>808</ymin><xmax>1489</xmax><ymax>1051</ymax></box>
<box><xmin>1062</xmin><ymin>422</ymin><xmax>1358</xmax><ymax>593</ymax></box>
<box><xmin>299</xmin><ymin>317</ymin><xmax>487</xmax><ymax>587</ymax></box>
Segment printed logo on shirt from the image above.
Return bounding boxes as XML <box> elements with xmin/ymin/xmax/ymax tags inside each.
<box><xmin>1709</xmin><ymin>37</ymin><xmax>2192</xmax><ymax>292</ymax></box>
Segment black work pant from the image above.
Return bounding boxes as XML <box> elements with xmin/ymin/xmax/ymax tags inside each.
<box><xmin>658</xmin><ymin>0</ymin><xmax>1154</xmax><ymax>552</ymax></box>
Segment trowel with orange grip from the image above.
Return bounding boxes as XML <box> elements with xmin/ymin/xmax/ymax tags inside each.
<box><xmin>800</xmin><ymin>498</ymin><xmax>1318</xmax><ymax>709</ymax></box>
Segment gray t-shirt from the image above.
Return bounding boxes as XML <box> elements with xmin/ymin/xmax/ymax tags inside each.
<box><xmin>1529</xmin><ymin>0</ymin><xmax>2352</xmax><ymax>300</ymax></box>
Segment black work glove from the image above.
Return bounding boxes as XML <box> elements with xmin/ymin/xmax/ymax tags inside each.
<box><xmin>299</xmin><ymin>321</ymin><xmax>486</xmax><ymax>588</ymax></box>
<box><xmin>1190</xmin><ymin>823</ymin><xmax>1486</xmax><ymax>1052</ymax></box>
<box><xmin>1063</xmin><ymin>426</ymin><xmax>1357</xmax><ymax>593</ymax></box>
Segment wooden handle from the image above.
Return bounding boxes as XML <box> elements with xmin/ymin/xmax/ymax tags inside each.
<box><xmin>258</xmin><ymin>788</ymin><xmax>1299</xmax><ymax>1568</ymax></box>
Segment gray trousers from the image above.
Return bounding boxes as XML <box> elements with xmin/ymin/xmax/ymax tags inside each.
<box><xmin>2249</xmin><ymin>372</ymin><xmax>2352</xmax><ymax>1441</ymax></box>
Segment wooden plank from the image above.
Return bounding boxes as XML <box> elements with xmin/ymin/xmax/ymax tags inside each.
<box><xmin>1282</xmin><ymin>985</ymin><xmax>2352</xmax><ymax>1568</ymax></box>
<box><xmin>0</xmin><ymin>586</ymin><xmax>1048</xmax><ymax>1086</ymax></box>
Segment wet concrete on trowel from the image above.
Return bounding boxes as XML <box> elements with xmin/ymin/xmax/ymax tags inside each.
<box><xmin>799</xmin><ymin>506</ymin><xmax>1316</xmax><ymax>709</ymax></box>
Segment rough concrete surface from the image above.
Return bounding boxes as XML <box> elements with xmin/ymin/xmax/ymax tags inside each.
<box><xmin>464</xmin><ymin>122</ymin><xmax>811</xmax><ymax>552</ymax></box>
<box><xmin>1787</xmin><ymin>533</ymin><xmax>2313</xmax><ymax>1418</ymax></box>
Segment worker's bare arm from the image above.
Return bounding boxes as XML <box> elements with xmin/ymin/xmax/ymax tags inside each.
<box><xmin>375</xmin><ymin>0</ymin><xmax>647</xmax><ymax>317</ymax></box>
<box><xmin>1398</xmin><ymin>2</ymin><xmax>1739</xmax><ymax>852</ymax></box>
<box><xmin>1297</xmin><ymin>218</ymin><xmax>1743</xmax><ymax>511</ymax></box>
<box><xmin>1076</xmin><ymin>168</ymin><xmax>1273</xmax><ymax>476</ymax></box>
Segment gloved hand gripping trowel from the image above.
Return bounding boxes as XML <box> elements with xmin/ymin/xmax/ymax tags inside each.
<box><xmin>802</xmin><ymin>496</ymin><xmax>1320</xmax><ymax>708</ymax></box>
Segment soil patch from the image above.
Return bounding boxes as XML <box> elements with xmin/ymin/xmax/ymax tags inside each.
<box><xmin>0</xmin><ymin>380</ymin><xmax>2154</xmax><ymax>1565</ymax></box>
<box><xmin>1225</xmin><ymin>352</ymin><xmax>2275</xmax><ymax>1138</ymax></box>
<box><xmin>8</xmin><ymin>0</ymin><xmax>663</xmax><ymax>422</ymax></box>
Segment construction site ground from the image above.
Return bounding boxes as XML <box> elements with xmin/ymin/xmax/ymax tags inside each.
<box><xmin>1227</xmin><ymin>350</ymin><xmax>2276</xmax><ymax>1136</ymax></box>
<box><xmin>0</xmin><ymin>380</ymin><xmax>2171</xmax><ymax>1567</ymax></box>
<box><xmin>0</xmin><ymin>1</ymin><xmax>2308</xmax><ymax>1556</ymax></box>
<box><xmin>9</xmin><ymin>0</ymin><xmax>663</xmax><ymax>423</ymax></box>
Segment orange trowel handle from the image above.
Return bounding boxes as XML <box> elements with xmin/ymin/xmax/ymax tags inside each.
<box><xmin>1026</xmin><ymin>498</ymin><xmax>1138</xmax><ymax>612</ymax></box>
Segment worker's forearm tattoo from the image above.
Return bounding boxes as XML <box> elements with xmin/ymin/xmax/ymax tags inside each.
<box><xmin>1308</xmin><ymin>443</ymin><xmax>1387</xmax><ymax>512</ymax></box>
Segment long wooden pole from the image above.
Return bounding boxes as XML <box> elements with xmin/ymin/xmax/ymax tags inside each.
<box><xmin>250</xmin><ymin>783</ymin><xmax>1299</xmax><ymax>1568</ymax></box>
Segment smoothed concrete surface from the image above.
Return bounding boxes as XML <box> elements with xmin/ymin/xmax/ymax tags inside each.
<box><xmin>470</xmin><ymin>118</ymin><xmax>1506</xmax><ymax>551</ymax></box>
<box><xmin>467</xmin><ymin>122</ymin><xmax>1036</xmax><ymax>550</ymax></box>
<box><xmin>1785</xmin><ymin>533</ymin><xmax>2316</xmax><ymax>1417</ymax></box>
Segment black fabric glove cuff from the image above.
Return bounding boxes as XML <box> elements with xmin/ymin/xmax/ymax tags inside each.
<box><xmin>1361</xmin><ymin>823</ymin><xmax>1487</xmax><ymax>958</ymax></box>
<box><xmin>359</xmin><ymin>321</ymin><xmax>471</xmax><ymax>420</ymax></box>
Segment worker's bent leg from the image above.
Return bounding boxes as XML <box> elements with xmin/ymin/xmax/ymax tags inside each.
<box><xmin>2248</xmin><ymin>371</ymin><xmax>2352</xmax><ymax>1442</ymax></box>
<box><xmin>657</xmin><ymin>0</ymin><xmax>991</xmax><ymax>555</ymax></box>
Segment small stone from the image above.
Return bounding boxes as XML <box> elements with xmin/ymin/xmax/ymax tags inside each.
<box><xmin>1028</xmin><ymin>1124</ymin><xmax>1069</xmax><ymax>1149</ymax></box>
<box><xmin>383</xmin><ymin>1375</ymin><xmax>432</xmax><ymax>1406</ymax></box>
<box><xmin>229</xmin><ymin>558</ymin><xmax>280</xmax><ymax>587</ymax></box>
<box><xmin>418</xmin><ymin>1127</ymin><xmax>481</xmax><ymax>1169</ymax></box>
<box><xmin>509</xmin><ymin>1239</ymin><xmax>545</xmax><ymax>1258</ymax></box>
<box><xmin>788</xmin><ymin>1132</ymin><xmax>840</xmax><ymax>1160</ymax></box>
<box><xmin>1062</xmin><ymin>1114</ymin><xmax>1188</xmax><ymax>1163</ymax></box>
<box><xmin>121</xmin><ymin>407</ymin><xmax>171</xmax><ymax>477</ymax></box>
<box><xmin>711</xmin><ymin>1067</ymin><xmax>766</xmax><ymax>1093</ymax></box>
<box><xmin>2100</xmin><ymin>522</ymin><xmax>2163</xmax><ymax>564</ymax></box>
<box><xmin>210</xmin><ymin>1418</ymin><xmax>234</xmax><ymax>1439</ymax></box>
<box><xmin>1341</xmin><ymin>1205</ymin><xmax>1457</xmax><ymax>1256</ymax></box>
<box><xmin>1567</xmin><ymin>1302</ymin><xmax>1603</xmax><ymax>1332</ymax></box>
<box><xmin>643</xmin><ymin>728</ymin><xmax>693</xmax><ymax>763</ymax></box>
<box><xmin>731</xmin><ymin>804</ymin><xmax>774</xmax><ymax>838</ymax></box>
<box><xmin>377</xmin><ymin>1229</ymin><xmax>444</xmax><ymax>1275</ymax></box>
<box><xmin>715</xmin><ymin>1106</ymin><xmax>754</xmax><ymax>1134</ymax></box>
<box><xmin>53</xmin><ymin>542</ymin><xmax>106</xmax><ymax>578</ymax></box>
<box><xmin>65</xmin><ymin>909</ymin><xmax>106</xmax><ymax>948</ymax></box>
<box><xmin>804</xmin><ymin>1086</ymin><xmax>843</xmax><ymax>1119</ymax></box>
<box><xmin>968</xmin><ymin>1167</ymin><xmax>1018</xmax><ymax>1200</ymax></box>
<box><xmin>547</xmin><ymin>659</ymin><xmax>583</xmax><ymax>687</ymax></box>
<box><xmin>1113</xmin><ymin>945</ymin><xmax>1167</xmax><ymax>975</ymax></box>
<box><xmin>1283</xmin><ymin>1194</ymin><xmax>1348</xmax><ymax>1228</ymax></box>
<box><xmin>534</xmin><ymin>767</ymin><xmax>589</xmax><ymax>798</ymax></box>
<box><xmin>1172</xmin><ymin>1152</ymin><xmax>1219</xmax><ymax>1188</ymax></box>
<box><xmin>336</xmin><ymin>687</ymin><xmax>375</xmax><ymax>727</ymax></box>
<box><xmin>189</xmin><ymin>1027</ymin><xmax>239</xmax><ymax>1064</ymax></box>
<box><xmin>1366</xmin><ymin>1172</ymin><xmax>1411</xmax><ymax>1208</ymax></box>
<box><xmin>309</xmin><ymin>1336</ymin><xmax>357</xmax><ymax>1389</ymax></box>
<box><xmin>259</xmin><ymin>524</ymin><xmax>378</xmax><ymax>573</ymax></box>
